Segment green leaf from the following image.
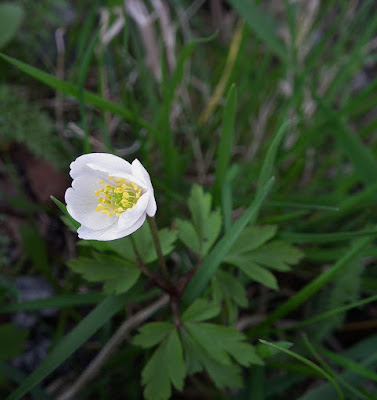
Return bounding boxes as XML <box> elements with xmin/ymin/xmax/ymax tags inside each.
<box><xmin>68</xmin><ymin>255</ymin><xmax>134</xmax><ymax>281</ymax></box>
<box><xmin>180</xmin><ymin>328</ymin><xmax>243</xmax><ymax>389</ymax></box>
<box><xmin>256</xmin><ymin>341</ymin><xmax>293</xmax><ymax>359</ymax></box>
<box><xmin>312</xmin><ymin>89</ymin><xmax>377</xmax><ymax>186</ymax></box>
<box><xmin>0</xmin><ymin>362</ymin><xmax>50</xmax><ymax>400</ymax></box>
<box><xmin>225</xmin><ymin>257</ymin><xmax>278</xmax><ymax>290</ymax></box>
<box><xmin>177</xmin><ymin>185</ymin><xmax>222</xmax><ymax>258</ymax></box>
<box><xmin>185</xmin><ymin>323</ymin><xmax>232</xmax><ymax>365</ymax></box>
<box><xmin>213</xmin><ymin>84</ymin><xmax>237</xmax><ymax>204</ymax></box>
<box><xmin>212</xmin><ymin>270</ymin><xmax>248</xmax><ymax>308</ymax></box>
<box><xmin>0</xmin><ymin>324</ymin><xmax>28</xmax><ymax>361</ymax></box>
<box><xmin>50</xmin><ymin>196</ymin><xmax>80</xmax><ymax>230</ymax></box>
<box><xmin>225</xmin><ymin>342</ymin><xmax>264</xmax><ymax>367</ymax></box>
<box><xmin>0</xmin><ymin>292</ymin><xmax>106</xmax><ymax>313</ymax></box>
<box><xmin>0</xmin><ymin>4</ymin><xmax>24</xmax><ymax>49</ymax></box>
<box><xmin>0</xmin><ymin>53</ymin><xmax>150</xmax><ymax>130</ymax></box>
<box><xmin>257</xmin><ymin>121</ymin><xmax>289</xmax><ymax>192</ymax></box>
<box><xmin>259</xmin><ymin>340</ymin><xmax>344</xmax><ymax>400</ymax></box>
<box><xmin>142</xmin><ymin>330</ymin><xmax>186</xmax><ymax>400</ymax></box>
<box><xmin>67</xmin><ymin>254</ymin><xmax>140</xmax><ymax>295</ymax></box>
<box><xmin>133</xmin><ymin>322</ymin><xmax>174</xmax><ymax>348</ymax></box>
<box><xmin>248</xmin><ymin>240</ymin><xmax>304</xmax><ymax>271</ymax></box>
<box><xmin>319</xmin><ymin>346</ymin><xmax>377</xmax><ymax>383</ymax></box>
<box><xmin>175</xmin><ymin>219</ymin><xmax>200</xmax><ymax>255</ymax></box>
<box><xmin>181</xmin><ymin>299</ymin><xmax>220</xmax><ymax>323</ymax></box>
<box><xmin>251</xmin><ymin>236</ymin><xmax>372</xmax><ymax>336</ymax></box>
<box><xmin>102</xmin><ymin>274</ymin><xmax>140</xmax><ymax>295</ymax></box>
<box><xmin>180</xmin><ymin>328</ymin><xmax>203</xmax><ymax>374</ymax></box>
<box><xmin>225</xmin><ymin>226</ymin><xmax>303</xmax><ymax>289</ymax></box>
<box><xmin>185</xmin><ymin>322</ymin><xmax>263</xmax><ymax>367</ymax></box>
<box><xmin>7</xmin><ymin>294</ymin><xmax>129</xmax><ymax>400</ymax></box>
<box><xmin>166</xmin><ymin>330</ymin><xmax>186</xmax><ymax>391</ymax></box>
<box><xmin>19</xmin><ymin>225</ymin><xmax>49</xmax><ymax>277</ymax></box>
<box><xmin>183</xmin><ymin>177</ymin><xmax>275</xmax><ymax>304</ymax></box>
<box><xmin>228</xmin><ymin>0</ymin><xmax>286</xmax><ymax>61</ymax></box>
<box><xmin>233</xmin><ymin>225</ymin><xmax>277</xmax><ymax>253</ymax></box>
<box><xmin>201</xmin><ymin>356</ymin><xmax>243</xmax><ymax>389</ymax></box>
<box><xmin>104</xmin><ymin>223</ymin><xmax>177</xmax><ymax>265</ymax></box>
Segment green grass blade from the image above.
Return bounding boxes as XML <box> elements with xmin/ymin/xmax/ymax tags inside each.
<box><xmin>0</xmin><ymin>293</ymin><xmax>106</xmax><ymax>313</ymax></box>
<box><xmin>312</xmin><ymin>91</ymin><xmax>377</xmax><ymax>186</ymax></box>
<box><xmin>257</xmin><ymin>120</ymin><xmax>289</xmax><ymax>192</ymax></box>
<box><xmin>0</xmin><ymin>53</ymin><xmax>151</xmax><ymax>131</ymax></box>
<box><xmin>213</xmin><ymin>84</ymin><xmax>237</xmax><ymax>205</ymax></box>
<box><xmin>182</xmin><ymin>176</ymin><xmax>275</xmax><ymax>304</ymax></box>
<box><xmin>319</xmin><ymin>347</ymin><xmax>377</xmax><ymax>383</ymax></box>
<box><xmin>228</xmin><ymin>0</ymin><xmax>287</xmax><ymax>61</ymax></box>
<box><xmin>155</xmin><ymin>33</ymin><xmax>217</xmax><ymax>184</ymax></box>
<box><xmin>251</xmin><ymin>236</ymin><xmax>371</xmax><ymax>336</ymax></box>
<box><xmin>77</xmin><ymin>27</ymin><xmax>101</xmax><ymax>153</ymax></box>
<box><xmin>280</xmin><ymin>228</ymin><xmax>377</xmax><ymax>243</ymax></box>
<box><xmin>6</xmin><ymin>294</ymin><xmax>129</xmax><ymax>400</ymax></box>
<box><xmin>0</xmin><ymin>362</ymin><xmax>51</xmax><ymax>400</ymax></box>
<box><xmin>50</xmin><ymin>195</ymin><xmax>80</xmax><ymax>229</ymax></box>
<box><xmin>281</xmin><ymin>294</ymin><xmax>377</xmax><ymax>331</ymax></box>
<box><xmin>303</xmin><ymin>335</ymin><xmax>369</xmax><ymax>400</ymax></box>
<box><xmin>298</xmin><ymin>334</ymin><xmax>377</xmax><ymax>400</ymax></box>
<box><xmin>259</xmin><ymin>340</ymin><xmax>344</xmax><ymax>400</ymax></box>
<box><xmin>268</xmin><ymin>201</ymin><xmax>339</xmax><ymax>212</ymax></box>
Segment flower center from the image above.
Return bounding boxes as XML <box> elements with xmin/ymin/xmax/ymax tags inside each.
<box><xmin>94</xmin><ymin>176</ymin><xmax>142</xmax><ymax>217</ymax></box>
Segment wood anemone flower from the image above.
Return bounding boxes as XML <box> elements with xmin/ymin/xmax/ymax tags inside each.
<box><xmin>65</xmin><ymin>153</ymin><xmax>157</xmax><ymax>241</ymax></box>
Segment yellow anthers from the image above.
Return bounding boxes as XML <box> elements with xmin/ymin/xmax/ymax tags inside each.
<box><xmin>94</xmin><ymin>176</ymin><xmax>142</xmax><ymax>218</ymax></box>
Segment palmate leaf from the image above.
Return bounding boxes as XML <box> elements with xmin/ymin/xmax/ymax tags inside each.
<box><xmin>212</xmin><ymin>270</ymin><xmax>248</xmax><ymax>308</ymax></box>
<box><xmin>185</xmin><ymin>323</ymin><xmax>263</xmax><ymax>367</ymax></box>
<box><xmin>79</xmin><ymin>222</ymin><xmax>177</xmax><ymax>265</ymax></box>
<box><xmin>225</xmin><ymin>225</ymin><xmax>303</xmax><ymax>289</ymax></box>
<box><xmin>212</xmin><ymin>270</ymin><xmax>248</xmax><ymax>324</ymax></box>
<box><xmin>181</xmin><ymin>322</ymin><xmax>263</xmax><ymax>389</ymax></box>
<box><xmin>180</xmin><ymin>328</ymin><xmax>243</xmax><ymax>389</ymax></box>
<box><xmin>177</xmin><ymin>185</ymin><xmax>222</xmax><ymax>259</ymax></box>
<box><xmin>181</xmin><ymin>299</ymin><xmax>221</xmax><ymax>323</ymax></box>
<box><xmin>141</xmin><ymin>329</ymin><xmax>186</xmax><ymax>400</ymax></box>
<box><xmin>181</xmin><ymin>322</ymin><xmax>263</xmax><ymax>390</ymax></box>
<box><xmin>133</xmin><ymin>322</ymin><xmax>174</xmax><ymax>348</ymax></box>
<box><xmin>67</xmin><ymin>254</ymin><xmax>140</xmax><ymax>295</ymax></box>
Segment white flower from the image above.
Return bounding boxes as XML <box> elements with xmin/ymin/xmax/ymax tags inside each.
<box><xmin>65</xmin><ymin>153</ymin><xmax>157</xmax><ymax>241</ymax></box>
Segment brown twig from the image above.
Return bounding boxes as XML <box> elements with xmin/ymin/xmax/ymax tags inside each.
<box><xmin>130</xmin><ymin>235</ymin><xmax>173</xmax><ymax>294</ymax></box>
<box><xmin>56</xmin><ymin>295</ymin><xmax>169</xmax><ymax>400</ymax></box>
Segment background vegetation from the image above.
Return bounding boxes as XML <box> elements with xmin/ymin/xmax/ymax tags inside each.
<box><xmin>1</xmin><ymin>0</ymin><xmax>377</xmax><ymax>399</ymax></box>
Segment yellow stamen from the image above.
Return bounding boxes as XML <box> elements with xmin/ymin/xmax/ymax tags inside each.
<box><xmin>94</xmin><ymin>176</ymin><xmax>142</xmax><ymax>218</ymax></box>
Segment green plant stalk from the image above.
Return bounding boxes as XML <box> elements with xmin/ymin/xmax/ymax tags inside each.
<box><xmin>250</xmin><ymin>236</ymin><xmax>371</xmax><ymax>337</ymax></box>
<box><xmin>147</xmin><ymin>217</ymin><xmax>170</xmax><ymax>282</ymax></box>
<box><xmin>259</xmin><ymin>340</ymin><xmax>344</xmax><ymax>400</ymax></box>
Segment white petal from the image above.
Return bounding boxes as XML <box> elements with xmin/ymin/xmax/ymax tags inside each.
<box><xmin>146</xmin><ymin>193</ymin><xmax>157</xmax><ymax>216</ymax></box>
<box><xmin>117</xmin><ymin>213</ymin><xmax>147</xmax><ymax>237</ymax></box>
<box><xmin>70</xmin><ymin>153</ymin><xmax>132</xmax><ymax>179</ymax></box>
<box><xmin>77</xmin><ymin>220</ymin><xmax>121</xmax><ymax>241</ymax></box>
<box><xmin>65</xmin><ymin>175</ymin><xmax>117</xmax><ymax>230</ymax></box>
<box><xmin>86</xmin><ymin>167</ymin><xmax>147</xmax><ymax>191</ymax></box>
<box><xmin>77</xmin><ymin>214</ymin><xmax>146</xmax><ymax>241</ymax></box>
<box><xmin>118</xmin><ymin>191</ymin><xmax>149</xmax><ymax>231</ymax></box>
<box><xmin>131</xmin><ymin>159</ymin><xmax>153</xmax><ymax>189</ymax></box>
<box><xmin>131</xmin><ymin>159</ymin><xmax>156</xmax><ymax>216</ymax></box>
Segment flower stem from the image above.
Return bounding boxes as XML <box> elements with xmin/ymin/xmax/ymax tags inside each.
<box><xmin>147</xmin><ymin>216</ymin><xmax>171</xmax><ymax>282</ymax></box>
<box><xmin>130</xmin><ymin>236</ymin><xmax>171</xmax><ymax>293</ymax></box>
